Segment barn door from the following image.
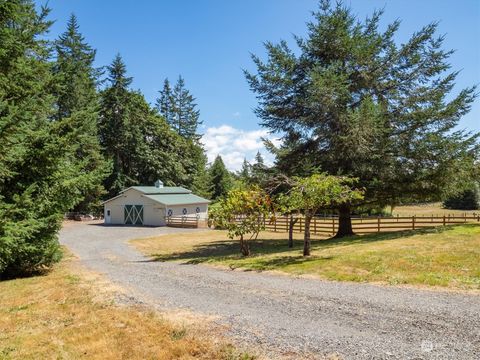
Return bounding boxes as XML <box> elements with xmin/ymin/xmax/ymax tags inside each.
<box><xmin>124</xmin><ymin>205</ymin><xmax>144</xmax><ymax>225</ymax></box>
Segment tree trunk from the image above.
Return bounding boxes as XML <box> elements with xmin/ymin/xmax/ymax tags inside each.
<box><xmin>335</xmin><ymin>204</ymin><xmax>354</xmax><ymax>238</ymax></box>
<box><xmin>239</xmin><ymin>234</ymin><xmax>250</xmax><ymax>256</ymax></box>
<box><xmin>288</xmin><ymin>216</ymin><xmax>298</xmax><ymax>248</ymax></box>
<box><xmin>303</xmin><ymin>213</ymin><xmax>312</xmax><ymax>256</ymax></box>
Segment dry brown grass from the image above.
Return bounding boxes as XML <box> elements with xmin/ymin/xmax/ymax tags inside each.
<box><xmin>0</xmin><ymin>251</ymin><xmax>252</xmax><ymax>360</ymax></box>
<box><xmin>391</xmin><ymin>203</ymin><xmax>479</xmax><ymax>216</ymax></box>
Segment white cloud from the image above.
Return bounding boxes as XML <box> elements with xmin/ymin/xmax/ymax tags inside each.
<box><xmin>201</xmin><ymin>125</ymin><xmax>280</xmax><ymax>171</ymax></box>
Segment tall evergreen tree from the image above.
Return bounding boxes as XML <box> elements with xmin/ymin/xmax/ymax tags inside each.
<box><xmin>172</xmin><ymin>75</ymin><xmax>201</xmax><ymax>140</ymax></box>
<box><xmin>99</xmin><ymin>56</ymin><xmax>208</xmax><ymax>197</ymax></box>
<box><xmin>53</xmin><ymin>13</ymin><xmax>109</xmax><ymax>213</ymax></box>
<box><xmin>238</xmin><ymin>158</ymin><xmax>251</xmax><ymax>183</ymax></box>
<box><xmin>0</xmin><ymin>1</ymin><xmax>96</xmax><ymax>277</ymax></box>
<box><xmin>246</xmin><ymin>0</ymin><xmax>478</xmax><ymax>237</ymax></box>
<box><xmin>156</xmin><ymin>78</ymin><xmax>175</xmax><ymax>126</ymax></box>
<box><xmin>208</xmin><ymin>155</ymin><xmax>233</xmax><ymax>201</ymax></box>
<box><xmin>98</xmin><ymin>54</ymin><xmax>135</xmax><ymax>197</ymax></box>
<box><xmin>250</xmin><ymin>151</ymin><xmax>268</xmax><ymax>185</ymax></box>
<box><xmin>157</xmin><ymin>76</ymin><xmax>202</xmax><ymax>140</ymax></box>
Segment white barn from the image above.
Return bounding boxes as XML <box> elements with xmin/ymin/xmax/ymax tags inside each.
<box><xmin>102</xmin><ymin>180</ymin><xmax>210</xmax><ymax>226</ymax></box>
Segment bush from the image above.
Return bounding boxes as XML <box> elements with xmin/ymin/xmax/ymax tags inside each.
<box><xmin>443</xmin><ymin>185</ymin><xmax>480</xmax><ymax>210</ymax></box>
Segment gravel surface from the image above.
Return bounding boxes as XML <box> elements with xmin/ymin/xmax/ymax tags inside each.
<box><xmin>60</xmin><ymin>221</ymin><xmax>480</xmax><ymax>359</ymax></box>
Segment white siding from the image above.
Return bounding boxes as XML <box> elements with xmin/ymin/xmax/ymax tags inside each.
<box><xmin>103</xmin><ymin>188</ymin><xmax>166</xmax><ymax>226</ymax></box>
<box><xmin>166</xmin><ymin>203</ymin><xmax>208</xmax><ymax>220</ymax></box>
<box><xmin>103</xmin><ymin>188</ymin><xmax>208</xmax><ymax>227</ymax></box>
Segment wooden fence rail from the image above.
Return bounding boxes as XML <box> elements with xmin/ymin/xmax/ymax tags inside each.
<box><xmin>233</xmin><ymin>214</ymin><xmax>480</xmax><ymax>236</ymax></box>
<box><xmin>165</xmin><ymin>216</ymin><xmax>201</xmax><ymax>228</ymax></box>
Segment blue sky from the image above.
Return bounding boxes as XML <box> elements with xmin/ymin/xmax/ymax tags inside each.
<box><xmin>44</xmin><ymin>0</ymin><xmax>480</xmax><ymax>170</ymax></box>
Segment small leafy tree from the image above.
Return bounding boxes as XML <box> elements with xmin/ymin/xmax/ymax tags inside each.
<box><xmin>283</xmin><ymin>174</ymin><xmax>364</xmax><ymax>256</ymax></box>
<box><xmin>210</xmin><ymin>188</ymin><xmax>272</xmax><ymax>256</ymax></box>
<box><xmin>275</xmin><ymin>192</ymin><xmax>300</xmax><ymax>248</ymax></box>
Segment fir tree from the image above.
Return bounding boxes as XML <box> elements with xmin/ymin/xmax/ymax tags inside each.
<box><xmin>158</xmin><ymin>75</ymin><xmax>202</xmax><ymax>140</ymax></box>
<box><xmin>99</xmin><ymin>56</ymin><xmax>209</xmax><ymax>197</ymax></box>
<box><xmin>250</xmin><ymin>151</ymin><xmax>268</xmax><ymax>185</ymax></box>
<box><xmin>156</xmin><ymin>78</ymin><xmax>175</xmax><ymax>126</ymax></box>
<box><xmin>246</xmin><ymin>0</ymin><xmax>478</xmax><ymax>237</ymax></box>
<box><xmin>53</xmin><ymin>13</ymin><xmax>109</xmax><ymax>213</ymax></box>
<box><xmin>208</xmin><ymin>155</ymin><xmax>233</xmax><ymax>201</ymax></box>
<box><xmin>0</xmin><ymin>1</ymin><xmax>95</xmax><ymax>277</ymax></box>
<box><xmin>98</xmin><ymin>54</ymin><xmax>135</xmax><ymax>197</ymax></box>
<box><xmin>238</xmin><ymin>158</ymin><xmax>251</xmax><ymax>183</ymax></box>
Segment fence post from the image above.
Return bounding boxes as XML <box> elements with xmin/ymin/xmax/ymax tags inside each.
<box><xmin>299</xmin><ymin>217</ymin><xmax>302</xmax><ymax>233</ymax></box>
<box><xmin>443</xmin><ymin>215</ymin><xmax>446</xmax><ymax>226</ymax></box>
<box><xmin>285</xmin><ymin>215</ymin><xmax>288</xmax><ymax>232</ymax></box>
<box><xmin>274</xmin><ymin>217</ymin><xmax>277</xmax><ymax>232</ymax></box>
<box><xmin>377</xmin><ymin>216</ymin><xmax>381</xmax><ymax>232</ymax></box>
<box><xmin>412</xmin><ymin>215</ymin><xmax>415</xmax><ymax>230</ymax></box>
<box><xmin>314</xmin><ymin>217</ymin><xmax>317</xmax><ymax>234</ymax></box>
<box><xmin>332</xmin><ymin>218</ymin><xmax>335</xmax><ymax>235</ymax></box>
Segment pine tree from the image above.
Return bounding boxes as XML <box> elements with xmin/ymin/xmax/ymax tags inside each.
<box><xmin>0</xmin><ymin>1</ymin><xmax>93</xmax><ymax>277</ymax></box>
<box><xmin>156</xmin><ymin>78</ymin><xmax>175</xmax><ymax>126</ymax></box>
<box><xmin>246</xmin><ymin>0</ymin><xmax>478</xmax><ymax>237</ymax></box>
<box><xmin>98</xmin><ymin>54</ymin><xmax>135</xmax><ymax>197</ymax></box>
<box><xmin>53</xmin><ymin>13</ymin><xmax>109</xmax><ymax>213</ymax></box>
<box><xmin>99</xmin><ymin>56</ymin><xmax>208</xmax><ymax>196</ymax></box>
<box><xmin>165</xmin><ymin>75</ymin><xmax>202</xmax><ymax>140</ymax></box>
<box><xmin>250</xmin><ymin>151</ymin><xmax>268</xmax><ymax>185</ymax></box>
<box><xmin>208</xmin><ymin>155</ymin><xmax>233</xmax><ymax>201</ymax></box>
<box><xmin>238</xmin><ymin>158</ymin><xmax>251</xmax><ymax>183</ymax></box>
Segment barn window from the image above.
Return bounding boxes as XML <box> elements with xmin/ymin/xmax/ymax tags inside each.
<box><xmin>196</xmin><ymin>207</ymin><xmax>200</xmax><ymax>213</ymax></box>
<box><xmin>107</xmin><ymin>210</ymin><xmax>111</xmax><ymax>216</ymax></box>
<box><xmin>182</xmin><ymin>208</ymin><xmax>187</xmax><ymax>215</ymax></box>
<box><xmin>167</xmin><ymin>209</ymin><xmax>173</xmax><ymax>216</ymax></box>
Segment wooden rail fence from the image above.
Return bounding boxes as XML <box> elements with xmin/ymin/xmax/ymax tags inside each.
<box><xmin>165</xmin><ymin>216</ymin><xmax>208</xmax><ymax>228</ymax></box>
<box><xmin>233</xmin><ymin>214</ymin><xmax>480</xmax><ymax>236</ymax></box>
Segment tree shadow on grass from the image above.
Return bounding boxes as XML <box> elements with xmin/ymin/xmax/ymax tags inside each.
<box><xmin>149</xmin><ymin>224</ymin><xmax>476</xmax><ymax>267</ymax></box>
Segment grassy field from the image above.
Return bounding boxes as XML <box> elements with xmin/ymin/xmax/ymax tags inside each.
<box><xmin>0</xmin><ymin>251</ymin><xmax>251</xmax><ymax>360</ymax></box>
<box><xmin>391</xmin><ymin>202</ymin><xmax>479</xmax><ymax>216</ymax></box>
<box><xmin>132</xmin><ymin>225</ymin><xmax>480</xmax><ymax>290</ymax></box>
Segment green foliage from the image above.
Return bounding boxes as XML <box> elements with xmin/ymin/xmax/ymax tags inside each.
<box><xmin>209</xmin><ymin>188</ymin><xmax>272</xmax><ymax>256</ymax></box>
<box><xmin>278</xmin><ymin>174</ymin><xmax>364</xmax><ymax>216</ymax></box>
<box><xmin>208</xmin><ymin>155</ymin><xmax>233</xmax><ymax>201</ymax></box>
<box><xmin>99</xmin><ymin>57</ymin><xmax>208</xmax><ymax>198</ymax></box>
<box><xmin>443</xmin><ymin>184</ymin><xmax>480</xmax><ymax>210</ymax></box>
<box><xmin>0</xmin><ymin>1</ymin><xmax>89</xmax><ymax>277</ymax></box>
<box><xmin>237</xmin><ymin>158</ymin><xmax>251</xmax><ymax>184</ymax></box>
<box><xmin>157</xmin><ymin>76</ymin><xmax>202</xmax><ymax>141</ymax></box>
<box><xmin>52</xmin><ymin>13</ymin><xmax>110</xmax><ymax>213</ymax></box>
<box><xmin>246</xmin><ymin>0</ymin><xmax>479</xmax><ymax>212</ymax></box>
<box><xmin>276</xmin><ymin>174</ymin><xmax>364</xmax><ymax>254</ymax></box>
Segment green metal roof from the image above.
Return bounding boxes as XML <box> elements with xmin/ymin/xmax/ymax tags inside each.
<box><xmin>144</xmin><ymin>193</ymin><xmax>210</xmax><ymax>206</ymax></box>
<box><xmin>129</xmin><ymin>186</ymin><xmax>191</xmax><ymax>194</ymax></box>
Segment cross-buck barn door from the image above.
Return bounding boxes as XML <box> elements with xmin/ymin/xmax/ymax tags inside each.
<box><xmin>124</xmin><ymin>205</ymin><xmax>144</xmax><ymax>225</ymax></box>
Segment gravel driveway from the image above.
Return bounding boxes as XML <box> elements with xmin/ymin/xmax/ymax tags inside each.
<box><xmin>60</xmin><ymin>221</ymin><xmax>480</xmax><ymax>359</ymax></box>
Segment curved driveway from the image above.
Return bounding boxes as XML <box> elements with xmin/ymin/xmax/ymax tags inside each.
<box><xmin>60</xmin><ymin>221</ymin><xmax>480</xmax><ymax>359</ymax></box>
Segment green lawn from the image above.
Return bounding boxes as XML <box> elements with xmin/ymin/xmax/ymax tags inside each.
<box><xmin>132</xmin><ymin>225</ymin><xmax>480</xmax><ymax>290</ymax></box>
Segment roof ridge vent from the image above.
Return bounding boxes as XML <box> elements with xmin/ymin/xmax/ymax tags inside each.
<box><xmin>154</xmin><ymin>180</ymin><xmax>164</xmax><ymax>188</ymax></box>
